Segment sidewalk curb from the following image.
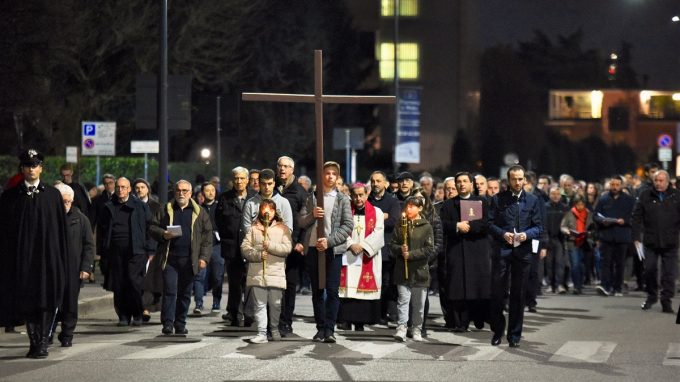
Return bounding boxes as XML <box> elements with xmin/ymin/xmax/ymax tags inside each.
<box><xmin>1</xmin><ymin>293</ymin><xmax>114</xmax><ymax>338</ymax></box>
<box><xmin>78</xmin><ymin>293</ymin><xmax>114</xmax><ymax>318</ymax></box>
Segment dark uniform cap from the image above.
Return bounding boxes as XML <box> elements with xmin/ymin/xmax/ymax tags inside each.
<box><xmin>396</xmin><ymin>171</ymin><xmax>414</xmax><ymax>181</ymax></box>
<box><xmin>19</xmin><ymin>148</ymin><xmax>44</xmax><ymax>166</ymax></box>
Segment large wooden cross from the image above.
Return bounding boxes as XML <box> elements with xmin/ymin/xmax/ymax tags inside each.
<box><xmin>242</xmin><ymin>50</ymin><xmax>395</xmax><ymax>289</ymax></box>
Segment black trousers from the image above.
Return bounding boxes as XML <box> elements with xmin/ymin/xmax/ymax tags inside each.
<box><xmin>380</xmin><ymin>257</ymin><xmax>396</xmax><ymax>320</ymax></box>
<box><xmin>225</xmin><ymin>256</ymin><xmax>247</xmax><ymax>320</ymax></box>
<box><xmin>643</xmin><ymin>246</ymin><xmax>678</xmax><ymax>305</ymax></box>
<box><xmin>490</xmin><ymin>253</ymin><xmax>531</xmax><ymax>342</ymax></box>
<box><xmin>524</xmin><ymin>253</ymin><xmax>541</xmax><ymax>308</ymax></box>
<box><xmin>111</xmin><ymin>250</ymin><xmax>146</xmax><ymax>320</ymax></box>
<box><xmin>279</xmin><ymin>281</ymin><xmax>297</xmax><ymax>327</ymax></box>
<box><xmin>599</xmin><ymin>242</ymin><xmax>628</xmax><ymax>293</ymax></box>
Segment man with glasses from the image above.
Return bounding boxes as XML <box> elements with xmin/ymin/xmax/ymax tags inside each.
<box><xmin>99</xmin><ymin>177</ymin><xmax>157</xmax><ymax>326</ymax></box>
<box><xmin>151</xmin><ymin>180</ymin><xmax>212</xmax><ymax>335</ymax></box>
<box><xmin>0</xmin><ymin>149</ymin><xmax>68</xmax><ymax>359</ymax></box>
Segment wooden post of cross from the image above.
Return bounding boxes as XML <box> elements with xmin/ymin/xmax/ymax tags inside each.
<box><xmin>242</xmin><ymin>50</ymin><xmax>395</xmax><ymax>289</ymax></box>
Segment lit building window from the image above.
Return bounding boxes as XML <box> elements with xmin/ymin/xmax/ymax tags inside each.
<box><xmin>381</xmin><ymin>0</ymin><xmax>419</xmax><ymax>17</ymax></box>
<box><xmin>379</xmin><ymin>42</ymin><xmax>419</xmax><ymax>80</ymax></box>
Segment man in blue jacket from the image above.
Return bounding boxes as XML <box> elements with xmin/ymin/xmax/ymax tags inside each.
<box><xmin>488</xmin><ymin>165</ymin><xmax>543</xmax><ymax>348</ymax></box>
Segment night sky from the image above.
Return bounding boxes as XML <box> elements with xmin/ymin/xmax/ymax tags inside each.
<box><xmin>478</xmin><ymin>0</ymin><xmax>680</xmax><ymax>89</ymax></box>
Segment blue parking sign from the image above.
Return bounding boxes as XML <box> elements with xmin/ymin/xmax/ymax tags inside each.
<box><xmin>83</xmin><ymin>124</ymin><xmax>96</xmax><ymax>136</ymax></box>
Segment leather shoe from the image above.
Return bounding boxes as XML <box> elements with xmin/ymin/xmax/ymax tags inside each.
<box><xmin>175</xmin><ymin>327</ymin><xmax>188</xmax><ymax>335</ymax></box>
<box><xmin>641</xmin><ymin>300</ymin><xmax>656</xmax><ymax>310</ymax></box>
<box><xmin>508</xmin><ymin>340</ymin><xmax>520</xmax><ymax>348</ymax></box>
<box><xmin>60</xmin><ymin>338</ymin><xmax>73</xmax><ymax>347</ymax></box>
<box><xmin>527</xmin><ymin>306</ymin><xmax>537</xmax><ymax>313</ymax></box>
<box><xmin>491</xmin><ymin>334</ymin><xmax>502</xmax><ymax>346</ymax></box>
<box><xmin>162</xmin><ymin>324</ymin><xmax>174</xmax><ymax>335</ymax></box>
<box><xmin>662</xmin><ymin>304</ymin><xmax>675</xmax><ymax>314</ymax></box>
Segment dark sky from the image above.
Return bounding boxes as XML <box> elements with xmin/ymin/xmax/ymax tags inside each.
<box><xmin>477</xmin><ymin>0</ymin><xmax>680</xmax><ymax>89</ymax></box>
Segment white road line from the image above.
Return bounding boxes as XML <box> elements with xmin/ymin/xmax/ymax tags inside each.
<box><xmin>462</xmin><ymin>345</ymin><xmax>505</xmax><ymax>361</ymax></box>
<box><xmin>663</xmin><ymin>343</ymin><xmax>680</xmax><ymax>366</ymax></box>
<box><xmin>330</xmin><ymin>341</ymin><xmax>405</xmax><ymax>359</ymax></box>
<box><xmin>549</xmin><ymin>341</ymin><xmax>617</xmax><ymax>363</ymax></box>
<box><xmin>49</xmin><ymin>342</ymin><xmax>114</xmax><ymax>361</ymax></box>
<box><xmin>119</xmin><ymin>341</ymin><xmax>213</xmax><ymax>359</ymax></box>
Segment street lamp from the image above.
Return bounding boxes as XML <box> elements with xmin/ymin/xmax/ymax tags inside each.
<box><xmin>672</xmin><ymin>15</ymin><xmax>679</xmax><ymax>23</ymax></box>
<box><xmin>200</xmin><ymin>148</ymin><xmax>211</xmax><ymax>164</ymax></box>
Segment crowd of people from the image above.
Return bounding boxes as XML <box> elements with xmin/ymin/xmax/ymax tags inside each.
<box><xmin>2</xmin><ymin>149</ymin><xmax>680</xmax><ymax>359</ymax></box>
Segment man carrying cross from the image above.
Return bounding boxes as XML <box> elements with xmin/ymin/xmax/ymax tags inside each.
<box><xmin>298</xmin><ymin>162</ymin><xmax>353</xmax><ymax>342</ymax></box>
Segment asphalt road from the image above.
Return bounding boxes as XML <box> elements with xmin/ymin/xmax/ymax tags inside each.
<box><xmin>1</xmin><ymin>287</ymin><xmax>679</xmax><ymax>381</ymax></box>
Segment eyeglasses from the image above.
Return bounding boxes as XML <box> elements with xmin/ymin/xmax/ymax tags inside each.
<box><xmin>176</xmin><ymin>189</ymin><xmax>192</xmax><ymax>194</ymax></box>
<box><xmin>63</xmin><ymin>200</ymin><xmax>73</xmax><ymax>205</ymax></box>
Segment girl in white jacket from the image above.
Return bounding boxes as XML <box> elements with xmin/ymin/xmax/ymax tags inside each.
<box><xmin>241</xmin><ymin>199</ymin><xmax>292</xmax><ymax>343</ymax></box>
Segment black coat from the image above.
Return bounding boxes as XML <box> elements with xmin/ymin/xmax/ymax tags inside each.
<box><xmin>63</xmin><ymin>206</ymin><xmax>95</xmax><ymax>315</ymax></box>
<box><xmin>66</xmin><ymin>181</ymin><xmax>94</xmax><ymax>228</ymax></box>
<box><xmin>440</xmin><ymin>196</ymin><xmax>491</xmax><ymax>301</ymax></box>
<box><xmin>594</xmin><ymin>191</ymin><xmax>635</xmax><ymax>243</ymax></box>
<box><xmin>368</xmin><ymin>191</ymin><xmax>401</xmax><ymax>261</ymax></box>
<box><xmin>277</xmin><ymin>176</ymin><xmax>308</xmax><ymax>282</ymax></box>
<box><xmin>215</xmin><ymin>188</ymin><xmax>256</xmax><ymax>260</ymax></box>
<box><xmin>632</xmin><ymin>187</ymin><xmax>680</xmax><ymax>250</ymax></box>
<box><xmin>0</xmin><ymin>182</ymin><xmax>68</xmax><ymax>326</ymax></box>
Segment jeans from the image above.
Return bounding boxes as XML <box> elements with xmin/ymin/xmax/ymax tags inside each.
<box><xmin>397</xmin><ymin>285</ymin><xmax>427</xmax><ymax>328</ymax></box>
<box><xmin>306</xmin><ymin>248</ymin><xmax>343</xmax><ymax>334</ymax></box>
<box><xmin>599</xmin><ymin>242</ymin><xmax>627</xmax><ymax>293</ymax></box>
<box><xmin>205</xmin><ymin>244</ymin><xmax>224</xmax><ymax>306</ymax></box>
<box><xmin>193</xmin><ymin>268</ymin><xmax>207</xmax><ymax>308</ymax></box>
<box><xmin>162</xmin><ymin>256</ymin><xmax>194</xmax><ymax>329</ymax></box>
<box><xmin>252</xmin><ymin>286</ymin><xmax>283</xmax><ymax>336</ymax></box>
<box><xmin>569</xmin><ymin>247</ymin><xmax>585</xmax><ymax>291</ymax></box>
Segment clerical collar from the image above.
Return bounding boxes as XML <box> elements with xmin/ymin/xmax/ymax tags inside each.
<box><xmin>324</xmin><ymin>189</ymin><xmax>338</xmax><ymax>197</ymax></box>
<box><xmin>460</xmin><ymin>193</ymin><xmax>471</xmax><ymax>200</ymax></box>
<box><xmin>24</xmin><ymin>180</ymin><xmax>39</xmax><ymax>188</ymax></box>
<box><xmin>354</xmin><ymin>206</ymin><xmax>365</xmax><ymax>215</ymax></box>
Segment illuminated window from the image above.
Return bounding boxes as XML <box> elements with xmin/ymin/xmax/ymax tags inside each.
<box><xmin>381</xmin><ymin>0</ymin><xmax>419</xmax><ymax>17</ymax></box>
<box><xmin>379</xmin><ymin>43</ymin><xmax>419</xmax><ymax>80</ymax></box>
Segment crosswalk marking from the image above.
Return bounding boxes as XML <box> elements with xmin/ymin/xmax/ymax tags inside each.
<box><xmin>118</xmin><ymin>340</ymin><xmax>213</xmax><ymax>359</ymax></box>
<box><xmin>549</xmin><ymin>341</ymin><xmax>617</xmax><ymax>363</ymax></box>
<box><xmin>330</xmin><ymin>341</ymin><xmax>405</xmax><ymax>359</ymax></box>
<box><xmin>462</xmin><ymin>344</ymin><xmax>505</xmax><ymax>361</ymax></box>
<box><xmin>50</xmin><ymin>342</ymin><xmax>114</xmax><ymax>361</ymax></box>
<box><xmin>663</xmin><ymin>343</ymin><xmax>680</xmax><ymax>366</ymax></box>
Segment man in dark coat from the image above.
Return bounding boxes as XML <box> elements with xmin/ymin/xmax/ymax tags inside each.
<box><xmin>52</xmin><ymin>182</ymin><xmax>95</xmax><ymax>347</ymax></box>
<box><xmin>440</xmin><ymin>172</ymin><xmax>491</xmax><ymax>332</ymax></box>
<box><xmin>632</xmin><ymin>169</ymin><xmax>680</xmax><ymax>313</ymax></box>
<box><xmin>59</xmin><ymin>163</ymin><xmax>94</xmax><ymax>226</ymax></box>
<box><xmin>99</xmin><ymin>177</ymin><xmax>157</xmax><ymax>326</ymax></box>
<box><xmin>594</xmin><ymin>175</ymin><xmax>635</xmax><ymax>297</ymax></box>
<box><xmin>215</xmin><ymin>166</ymin><xmax>256</xmax><ymax>325</ymax></box>
<box><xmin>0</xmin><ymin>149</ymin><xmax>68</xmax><ymax>359</ymax></box>
<box><xmin>488</xmin><ymin>165</ymin><xmax>543</xmax><ymax>348</ymax></box>
<box><xmin>93</xmin><ymin>173</ymin><xmax>116</xmax><ymax>284</ymax></box>
<box><xmin>275</xmin><ymin>156</ymin><xmax>309</xmax><ymax>336</ymax></box>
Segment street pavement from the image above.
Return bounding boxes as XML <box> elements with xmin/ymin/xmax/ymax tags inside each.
<box><xmin>1</xmin><ymin>283</ymin><xmax>680</xmax><ymax>381</ymax></box>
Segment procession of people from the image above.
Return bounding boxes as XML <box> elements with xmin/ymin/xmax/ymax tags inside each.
<box><xmin>2</xmin><ymin>148</ymin><xmax>680</xmax><ymax>359</ymax></box>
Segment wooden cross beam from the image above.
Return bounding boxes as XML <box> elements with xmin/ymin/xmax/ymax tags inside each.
<box><xmin>242</xmin><ymin>50</ymin><xmax>395</xmax><ymax>289</ymax></box>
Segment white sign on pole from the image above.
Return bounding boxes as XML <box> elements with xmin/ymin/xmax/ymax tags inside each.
<box><xmin>81</xmin><ymin>121</ymin><xmax>116</xmax><ymax>156</ymax></box>
<box><xmin>130</xmin><ymin>140</ymin><xmax>160</xmax><ymax>154</ymax></box>
<box><xmin>66</xmin><ymin>146</ymin><xmax>78</xmax><ymax>163</ymax></box>
<box><xmin>658</xmin><ymin>147</ymin><xmax>672</xmax><ymax>162</ymax></box>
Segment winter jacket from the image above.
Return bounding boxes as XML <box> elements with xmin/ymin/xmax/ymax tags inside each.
<box><xmin>241</xmin><ymin>220</ymin><xmax>292</xmax><ymax>289</ymax></box>
<box><xmin>390</xmin><ymin>217</ymin><xmax>434</xmax><ymax>288</ymax></box>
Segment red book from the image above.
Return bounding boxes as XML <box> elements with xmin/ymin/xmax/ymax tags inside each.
<box><xmin>460</xmin><ymin>200</ymin><xmax>483</xmax><ymax>222</ymax></box>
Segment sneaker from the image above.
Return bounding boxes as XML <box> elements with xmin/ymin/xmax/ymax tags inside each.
<box><xmin>193</xmin><ymin>307</ymin><xmax>203</xmax><ymax>315</ymax></box>
<box><xmin>162</xmin><ymin>324</ymin><xmax>174</xmax><ymax>335</ymax></box>
<box><xmin>270</xmin><ymin>330</ymin><xmax>282</xmax><ymax>341</ymax></box>
<box><xmin>324</xmin><ymin>333</ymin><xmax>336</xmax><ymax>343</ymax></box>
<box><xmin>142</xmin><ymin>310</ymin><xmax>151</xmax><ymax>322</ymax></box>
<box><xmin>175</xmin><ymin>327</ymin><xmax>188</xmax><ymax>335</ymax></box>
<box><xmin>394</xmin><ymin>325</ymin><xmax>407</xmax><ymax>342</ymax></box>
<box><xmin>596</xmin><ymin>286</ymin><xmax>609</xmax><ymax>296</ymax></box>
<box><xmin>557</xmin><ymin>285</ymin><xmax>567</xmax><ymax>294</ymax></box>
<box><xmin>312</xmin><ymin>330</ymin><xmax>325</xmax><ymax>342</ymax></box>
<box><xmin>412</xmin><ymin>328</ymin><xmax>423</xmax><ymax>342</ymax></box>
<box><xmin>249</xmin><ymin>334</ymin><xmax>268</xmax><ymax>344</ymax></box>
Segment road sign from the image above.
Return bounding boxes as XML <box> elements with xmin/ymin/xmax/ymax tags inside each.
<box><xmin>658</xmin><ymin>147</ymin><xmax>672</xmax><ymax>162</ymax></box>
<box><xmin>81</xmin><ymin>121</ymin><xmax>116</xmax><ymax>156</ymax></box>
<box><xmin>131</xmin><ymin>140</ymin><xmax>160</xmax><ymax>154</ymax></box>
<box><xmin>657</xmin><ymin>134</ymin><xmax>673</xmax><ymax>148</ymax></box>
<box><xmin>332</xmin><ymin>128</ymin><xmax>364</xmax><ymax>150</ymax></box>
<box><xmin>66</xmin><ymin>146</ymin><xmax>78</xmax><ymax>163</ymax></box>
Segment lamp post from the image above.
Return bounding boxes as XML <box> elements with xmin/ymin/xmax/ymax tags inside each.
<box><xmin>201</xmin><ymin>148</ymin><xmax>211</xmax><ymax>164</ymax></box>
